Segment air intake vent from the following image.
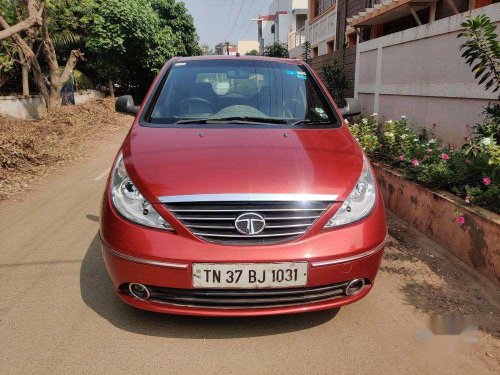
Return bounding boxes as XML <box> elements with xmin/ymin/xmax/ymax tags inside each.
<box><xmin>121</xmin><ymin>280</ymin><xmax>363</xmax><ymax>309</ymax></box>
<box><xmin>164</xmin><ymin>200</ymin><xmax>332</xmax><ymax>245</ymax></box>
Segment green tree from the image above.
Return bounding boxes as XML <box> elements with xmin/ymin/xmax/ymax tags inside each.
<box><xmin>150</xmin><ymin>0</ymin><xmax>201</xmax><ymax>56</ymax></box>
<box><xmin>0</xmin><ymin>1</ymin><xmax>23</xmax><ymax>89</ymax></box>
<box><xmin>84</xmin><ymin>0</ymin><xmax>182</xmax><ymax>97</ymax></box>
<box><xmin>321</xmin><ymin>44</ymin><xmax>350</xmax><ymax>107</ymax></box>
<box><xmin>263</xmin><ymin>43</ymin><xmax>289</xmax><ymax>58</ymax></box>
<box><xmin>245</xmin><ymin>49</ymin><xmax>258</xmax><ymax>56</ymax></box>
<box><xmin>302</xmin><ymin>41</ymin><xmax>311</xmax><ymax>64</ymax></box>
<box><xmin>200</xmin><ymin>43</ymin><xmax>214</xmax><ymax>55</ymax></box>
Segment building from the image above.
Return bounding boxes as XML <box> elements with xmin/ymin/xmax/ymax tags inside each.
<box><xmin>286</xmin><ymin>0</ymin><xmax>310</xmax><ymax>57</ymax></box>
<box><xmin>307</xmin><ymin>0</ymin><xmax>338</xmax><ymax>57</ymax></box>
<box><xmin>303</xmin><ymin>0</ymin><xmax>361</xmax><ymax>97</ymax></box>
<box><xmin>214</xmin><ymin>42</ymin><xmax>238</xmax><ymax>56</ymax></box>
<box><xmin>256</xmin><ymin>0</ymin><xmax>308</xmax><ymax>57</ymax></box>
<box><xmin>349</xmin><ymin>1</ymin><xmax>499</xmax><ymax>144</ymax></box>
<box><xmin>237</xmin><ymin>40</ymin><xmax>260</xmax><ymax>55</ymax></box>
<box><xmin>296</xmin><ymin>0</ymin><xmax>498</xmax><ymax>144</ymax></box>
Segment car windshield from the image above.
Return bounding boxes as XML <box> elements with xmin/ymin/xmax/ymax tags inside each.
<box><xmin>145</xmin><ymin>59</ymin><xmax>338</xmax><ymax>127</ymax></box>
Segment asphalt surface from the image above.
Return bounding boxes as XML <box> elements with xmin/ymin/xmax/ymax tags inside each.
<box><xmin>1</xmin><ymin>128</ymin><xmax>499</xmax><ymax>374</ymax></box>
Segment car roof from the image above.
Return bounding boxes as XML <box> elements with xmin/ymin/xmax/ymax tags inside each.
<box><xmin>175</xmin><ymin>55</ymin><xmax>303</xmax><ymax>65</ymax></box>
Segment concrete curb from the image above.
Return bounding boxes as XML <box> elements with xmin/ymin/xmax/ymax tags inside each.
<box><xmin>373</xmin><ymin>163</ymin><xmax>500</xmax><ymax>284</ymax></box>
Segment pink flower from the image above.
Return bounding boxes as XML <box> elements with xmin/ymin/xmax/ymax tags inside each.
<box><xmin>465</xmin><ymin>159</ymin><xmax>473</xmax><ymax>165</ymax></box>
<box><xmin>398</xmin><ymin>155</ymin><xmax>405</xmax><ymax>161</ymax></box>
<box><xmin>412</xmin><ymin>159</ymin><xmax>419</xmax><ymax>166</ymax></box>
<box><xmin>441</xmin><ymin>153</ymin><xmax>449</xmax><ymax>160</ymax></box>
<box><xmin>456</xmin><ymin>216</ymin><xmax>465</xmax><ymax>225</ymax></box>
<box><xmin>483</xmin><ymin>177</ymin><xmax>491</xmax><ymax>186</ymax></box>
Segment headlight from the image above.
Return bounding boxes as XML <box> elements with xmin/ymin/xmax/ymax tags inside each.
<box><xmin>110</xmin><ymin>153</ymin><xmax>173</xmax><ymax>230</ymax></box>
<box><xmin>325</xmin><ymin>156</ymin><xmax>376</xmax><ymax>228</ymax></box>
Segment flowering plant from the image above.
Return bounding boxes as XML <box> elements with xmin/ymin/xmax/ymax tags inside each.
<box><xmin>348</xmin><ymin>116</ymin><xmax>499</xmax><ymax>213</ymax></box>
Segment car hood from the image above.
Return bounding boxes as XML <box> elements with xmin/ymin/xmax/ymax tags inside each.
<box><xmin>123</xmin><ymin>126</ymin><xmax>363</xmax><ymax>203</ymax></box>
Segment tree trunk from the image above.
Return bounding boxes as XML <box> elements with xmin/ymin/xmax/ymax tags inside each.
<box><xmin>31</xmin><ymin>58</ymin><xmax>50</xmax><ymax>108</ymax></box>
<box><xmin>49</xmin><ymin>89</ymin><xmax>61</xmax><ymax>109</ymax></box>
<box><xmin>21</xmin><ymin>64</ymin><xmax>30</xmax><ymax>97</ymax></box>
<box><xmin>18</xmin><ymin>50</ymin><xmax>30</xmax><ymax>97</ymax></box>
<box><xmin>0</xmin><ymin>1</ymin><xmax>44</xmax><ymax>41</ymax></box>
<box><xmin>108</xmin><ymin>79</ymin><xmax>115</xmax><ymax>98</ymax></box>
<box><xmin>1</xmin><ymin>1</ymin><xmax>82</xmax><ymax>111</ymax></box>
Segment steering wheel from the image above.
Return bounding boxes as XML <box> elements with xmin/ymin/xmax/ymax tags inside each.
<box><xmin>178</xmin><ymin>97</ymin><xmax>215</xmax><ymax>115</ymax></box>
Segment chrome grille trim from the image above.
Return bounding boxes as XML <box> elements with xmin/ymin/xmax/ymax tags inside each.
<box><xmin>175</xmin><ymin>215</ymin><xmax>323</xmax><ymax>221</ymax></box>
<box><xmin>103</xmin><ymin>246</ymin><xmax>188</xmax><ymax>269</ymax></box>
<box><xmin>169</xmin><ymin>208</ymin><xmax>327</xmax><ymax>212</ymax></box>
<box><xmin>310</xmin><ymin>237</ymin><xmax>387</xmax><ymax>267</ymax></box>
<box><xmin>159</xmin><ymin>193</ymin><xmax>338</xmax><ymax>203</ymax></box>
<box><xmin>164</xmin><ymin>198</ymin><xmax>334</xmax><ymax>245</ymax></box>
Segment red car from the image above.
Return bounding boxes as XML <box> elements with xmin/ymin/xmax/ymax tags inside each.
<box><xmin>100</xmin><ymin>56</ymin><xmax>387</xmax><ymax>317</ymax></box>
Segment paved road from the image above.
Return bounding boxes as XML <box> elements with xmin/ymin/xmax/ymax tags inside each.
<box><xmin>1</xmin><ymin>128</ymin><xmax>499</xmax><ymax>374</ymax></box>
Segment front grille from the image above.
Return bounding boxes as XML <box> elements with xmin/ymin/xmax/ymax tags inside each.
<box><xmin>122</xmin><ymin>281</ymin><xmax>364</xmax><ymax>309</ymax></box>
<box><xmin>164</xmin><ymin>201</ymin><xmax>333</xmax><ymax>244</ymax></box>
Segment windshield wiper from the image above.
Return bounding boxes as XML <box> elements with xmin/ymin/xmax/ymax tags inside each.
<box><xmin>290</xmin><ymin>119</ymin><xmax>332</xmax><ymax>126</ymax></box>
<box><xmin>176</xmin><ymin>116</ymin><xmax>288</xmax><ymax>125</ymax></box>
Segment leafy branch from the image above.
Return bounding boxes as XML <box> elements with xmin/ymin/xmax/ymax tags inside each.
<box><xmin>458</xmin><ymin>14</ymin><xmax>500</xmax><ymax>96</ymax></box>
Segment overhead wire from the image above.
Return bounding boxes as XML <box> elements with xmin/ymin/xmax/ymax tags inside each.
<box><xmin>226</xmin><ymin>0</ymin><xmax>247</xmax><ymax>43</ymax></box>
<box><xmin>232</xmin><ymin>0</ymin><xmax>274</xmax><ymax>44</ymax></box>
<box><xmin>223</xmin><ymin>0</ymin><xmax>236</xmax><ymax>42</ymax></box>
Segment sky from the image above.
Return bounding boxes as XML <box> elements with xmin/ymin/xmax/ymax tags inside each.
<box><xmin>184</xmin><ymin>0</ymin><xmax>275</xmax><ymax>48</ymax></box>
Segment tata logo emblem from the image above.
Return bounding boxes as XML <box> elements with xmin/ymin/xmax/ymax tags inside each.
<box><xmin>234</xmin><ymin>213</ymin><xmax>266</xmax><ymax>235</ymax></box>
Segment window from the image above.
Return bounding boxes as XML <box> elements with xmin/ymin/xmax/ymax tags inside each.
<box><xmin>296</xmin><ymin>14</ymin><xmax>307</xmax><ymax>30</ymax></box>
<box><xmin>314</xmin><ymin>0</ymin><xmax>336</xmax><ymax>17</ymax></box>
<box><xmin>312</xmin><ymin>46</ymin><xmax>319</xmax><ymax>57</ymax></box>
<box><xmin>327</xmin><ymin>40</ymin><xmax>335</xmax><ymax>54</ymax></box>
<box><xmin>146</xmin><ymin>59</ymin><xmax>337</xmax><ymax>127</ymax></box>
<box><xmin>471</xmin><ymin>0</ymin><xmax>493</xmax><ymax>9</ymax></box>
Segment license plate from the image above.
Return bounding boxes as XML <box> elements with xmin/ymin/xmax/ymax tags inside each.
<box><xmin>192</xmin><ymin>262</ymin><xmax>308</xmax><ymax>289</ymax></box>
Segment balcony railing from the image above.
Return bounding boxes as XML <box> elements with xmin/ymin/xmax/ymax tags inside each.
<box><xmin>288</xmin><ymin>25</ymin><xmax>306</xmax><ymax>50</ymax></box>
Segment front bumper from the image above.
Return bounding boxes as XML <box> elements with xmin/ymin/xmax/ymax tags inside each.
<box><xmin>100</xmin><ymin>190</ymin><xmax>387</xmax><ymax>317</ymax></box>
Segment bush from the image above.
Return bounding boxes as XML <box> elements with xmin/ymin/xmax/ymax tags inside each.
<box><xmin>348</xmin><ymin>115</ymin><xmax>499</xmax><ymax>213</ymax></box>
<box><xmin>321</xmin><ymin>44</ymin><xmax>350</xmax><ymax>107</ymax></box>
<box><xmin>263</xmin><ymin>43</ymin><xmax>289</xmax><ymax>58</ymax></box>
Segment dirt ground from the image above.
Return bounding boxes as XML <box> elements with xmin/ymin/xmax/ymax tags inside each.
<box><xmin>385</xmin><ymin>213</ymin><xmax>500</xmax><ymax>359</ymax></box>
<box><xmin>0</xmin><ymin>98</ymin><xmax>131</xmax><ymax>200</ymax></box>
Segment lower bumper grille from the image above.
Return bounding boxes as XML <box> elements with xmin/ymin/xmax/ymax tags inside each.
<box><xmin>121</xmin><ymin>281</ymin><xmax>368</xmax><ymax>309</ymax></box>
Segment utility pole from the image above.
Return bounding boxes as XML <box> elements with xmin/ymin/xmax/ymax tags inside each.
<box><xmin>252</xmin><ymin>18</ymin><xmax>264</xmax><ymax>55</ymax></box>
<box><xmin>226</xmin><ymin>41</ymin><xmax>230</xmax><ymax>55</ymax></box>
<box><xmin>275</xmin><ymin>12</ymin><xmax>280</xmax><ymax>44</ymax></box>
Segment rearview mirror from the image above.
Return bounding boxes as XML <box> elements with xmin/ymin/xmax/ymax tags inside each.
<box><xmin>227</xmin><ymin>70</ymin><xmax>251</xmax><ymax>79</ymax></box>
<box><xmin>116</xmin><ymin>95</ymin><xmax>140</xmax><ymax>115</ymax></box>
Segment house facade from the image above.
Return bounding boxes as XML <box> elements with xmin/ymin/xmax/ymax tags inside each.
<box><xmin>237</xmin><ymin>40</ymin><xmax>260</xmax><ymax>55</ymax></box>
<box><xmin>350</xmin><ymin>1</ymin><xmax>499</xmax><ymax>144</ymax></box>
<box><xmin>214</xmin><ymin>42</ymin><xmax>238</xmax><ymax>56</ymax></box>
<box><xmin>256</xmin><ymin>0</ymin><xmax>308</xmax><ymax>57</ymax></box>
<box><xmin>285</xmin><ymin>0</ymin><xmax>498</xmax><ymax>144</ymax></box>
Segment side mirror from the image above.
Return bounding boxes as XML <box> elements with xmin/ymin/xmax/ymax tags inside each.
<box><xmin>115</xmin><ymin>95</ymin><xmax>140</xmax><ymax>115</ymax></box>
<box><xmin>339</xmin><ymin>98</ymin><xmax>361</xmax><ymax>118</ymax></box>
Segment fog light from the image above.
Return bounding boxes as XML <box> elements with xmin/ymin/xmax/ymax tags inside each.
<box><xmin>346</xmin><ymin>279</ymin><xmax>365</xmax><ymax>296</ymax></box>
<box><xmin>128</xmin><ymin>283</ymin><xmax>150</xmax><ymax>300</ymax></box>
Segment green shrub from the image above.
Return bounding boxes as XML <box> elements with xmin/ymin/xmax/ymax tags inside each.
<box><xmin>348</xmin><ymin>115</ymin><xmax>499</xmax><ymax>213</ymax></box>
